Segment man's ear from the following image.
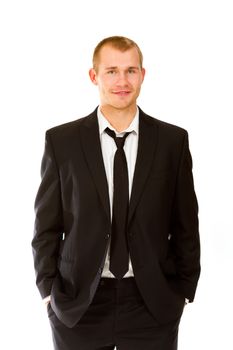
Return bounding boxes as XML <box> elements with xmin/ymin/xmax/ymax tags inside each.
<box><xmin>141</xmin><ymin>68</ymin><xmax>146</xmax><ymax>83</ymax></box>
<box><xmin>89</xmin><ymin>68</ymin><xmax>98</xmax><ymax>85</ymax></box>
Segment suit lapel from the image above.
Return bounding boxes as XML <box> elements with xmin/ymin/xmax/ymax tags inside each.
<box><xmin>128</xmin><ymin>109</ymin><xmax>158</xmax><ymax>225</ymax></box>
<box><xmin>80</xmin><ymin>109</ymin><xmax>111</xmax><ymax>221</ymax></box>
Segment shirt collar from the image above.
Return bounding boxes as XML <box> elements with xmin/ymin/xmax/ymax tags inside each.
<box><xmin>97</xmin><ymin>106</ymin><xmax>139</xmax><ymax>136</ymax></box>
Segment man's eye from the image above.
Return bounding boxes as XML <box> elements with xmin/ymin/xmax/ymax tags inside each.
<box><xmin>128</xmin><ymin>69</ymin><xmax>136</xmax><ymax>74</ymax></box>
<box><xmin>107</xmin><ymin>70</ymin><xmax>116</xmax><ymax>74</ymax></box>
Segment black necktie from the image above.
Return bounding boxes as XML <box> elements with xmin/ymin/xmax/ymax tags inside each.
<box><xmin>105</xmin><ymin>127</ymin><xmax>132</xmax><ymax>279</ymax></box>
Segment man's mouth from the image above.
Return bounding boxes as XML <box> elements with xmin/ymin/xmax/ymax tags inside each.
<box><xmin>112</xmin><ymin>91</ymin><xmax>131</xmax><ymax>96</ymax></box>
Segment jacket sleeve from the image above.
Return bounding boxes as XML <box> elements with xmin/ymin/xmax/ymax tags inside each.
<box><xmin>32</xmin><ymin>131</ymin><xmax>64</xmax><ymax>298</ymax></box>
<box><xmin>171</xmin><ymin>131</ymin><xmax>201</xmax><ymax>302</ymax></box>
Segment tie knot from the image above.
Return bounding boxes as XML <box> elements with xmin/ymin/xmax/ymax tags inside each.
<box><xmin>105</xmin><ymin>127</ymin><xmax>131</xmax><ymax>149</ymax></box>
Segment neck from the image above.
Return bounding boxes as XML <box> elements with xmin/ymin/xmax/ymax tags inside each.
<box><xmin>100</xmin><ymin>104</ymin><xmax>137</xmax><ymax>132</ymax></box>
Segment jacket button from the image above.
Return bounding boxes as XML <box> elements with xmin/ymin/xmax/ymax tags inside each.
<box><xmin>105</xmin><ymin>234</ymin><xmax>110</xmax><ymax>239</ymax></box>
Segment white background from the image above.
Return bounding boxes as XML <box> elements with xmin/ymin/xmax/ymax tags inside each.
<box><xmin>1</xmin><ymin>0</ymin><xmax>232</xmax><ymax>349</ymax></box>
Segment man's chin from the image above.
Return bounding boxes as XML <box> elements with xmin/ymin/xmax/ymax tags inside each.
<box><xmin>109</xmin><ymin>100</ymin><xmax>136</xmax><ymax>111</ymax></box>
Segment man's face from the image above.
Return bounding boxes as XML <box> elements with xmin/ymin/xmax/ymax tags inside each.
<box><xmin>89</xmin><ymin>45</ymin><xmax>145</xmax><ymax>111</ymax></box>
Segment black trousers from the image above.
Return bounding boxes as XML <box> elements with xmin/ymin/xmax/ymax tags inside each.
<box><xmin>47</xmin><ymin>277</ymin><xmax>181</xmax><ymax>350</ymax></box>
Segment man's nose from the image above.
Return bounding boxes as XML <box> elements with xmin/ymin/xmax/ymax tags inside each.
<box><xmin>116</xmin><ymin>72</ymin><xmax>129</xmax><ymax>84</ymax></box>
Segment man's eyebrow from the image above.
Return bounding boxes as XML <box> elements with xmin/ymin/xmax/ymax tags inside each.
<box><xmin>105</xmin><ymin>66</ymin><xmax>118</xmax><ymax>70</ymax></box>
<box><xmin>104</xmin><ymin>66</ymin><xmax>140</xmax><ymax>70</ymax></box>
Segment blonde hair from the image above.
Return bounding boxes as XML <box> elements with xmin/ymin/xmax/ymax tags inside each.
<box><xmin>92</xmin><ymin>36</ymin><xmax>143</xmax><ymax>71</ymax></box>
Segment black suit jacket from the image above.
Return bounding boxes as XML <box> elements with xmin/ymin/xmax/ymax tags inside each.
<box><xmin>32</xmin><ymin>107</ymin><xmax>200</xmax><ymax>328</ymax></box>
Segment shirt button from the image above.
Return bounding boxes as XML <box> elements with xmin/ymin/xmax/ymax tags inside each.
<box><xmin>105</xmin><ymin>234</ymin><xmax>110</xmax><ymax>239</ymax></box>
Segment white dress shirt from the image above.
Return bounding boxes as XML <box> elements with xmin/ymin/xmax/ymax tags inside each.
<box><xmin>97</xmin><ymin>106</ymin><xmax>139</xmax><ymax>278</ymax></box>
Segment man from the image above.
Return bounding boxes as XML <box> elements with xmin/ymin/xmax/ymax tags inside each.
<box><xmin>32</xmin><ymin>36</ymin><xmax>200</xmax><ymax>350</ymax></box>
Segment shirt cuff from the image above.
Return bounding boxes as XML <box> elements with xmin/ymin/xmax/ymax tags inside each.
<box><xmin>43</xmin><ymin>295</ymin><xmax>51</xmax><ymax>304</ymax></box>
